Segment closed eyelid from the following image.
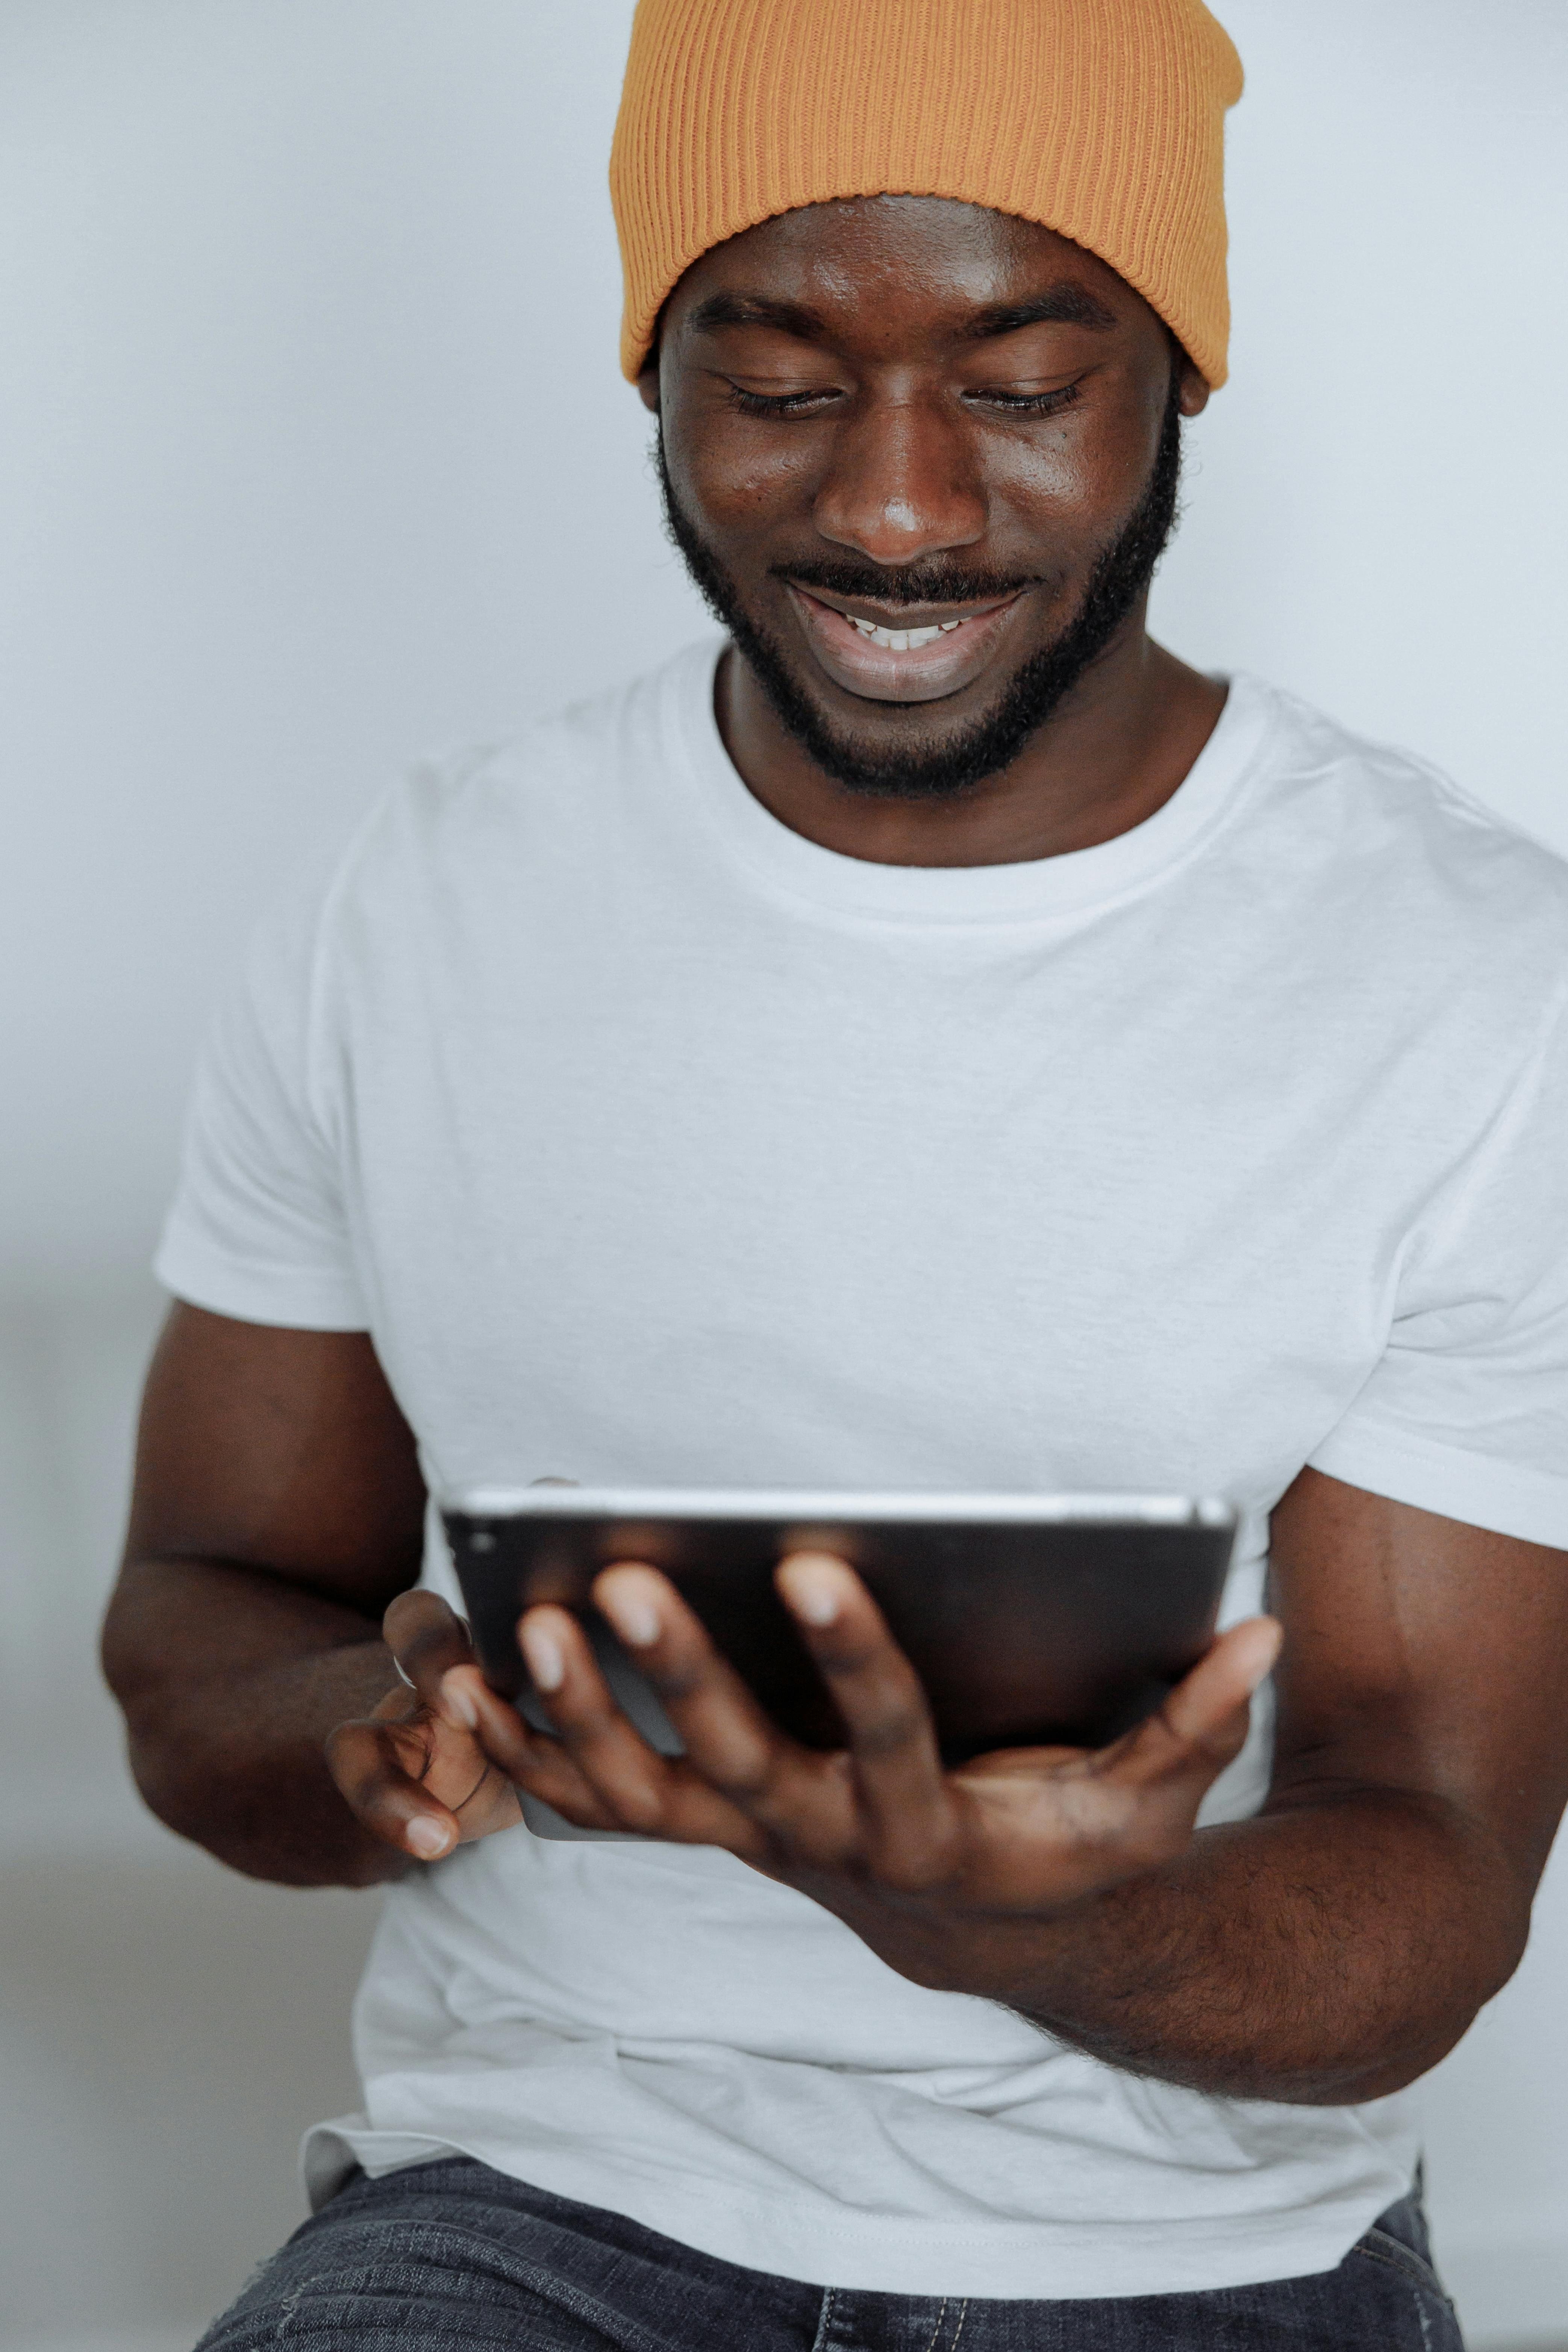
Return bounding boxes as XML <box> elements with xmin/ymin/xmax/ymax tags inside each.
<box><xmin>964</xmin><ymin>382</ymin><xmax>1084</xmax><ymax>408</ymax></box>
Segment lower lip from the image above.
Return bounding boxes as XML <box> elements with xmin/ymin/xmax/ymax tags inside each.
<box><xmin>786</xmin><ymin>585</ymin><xmax>1027</xmax><ymax>704</ymax></box>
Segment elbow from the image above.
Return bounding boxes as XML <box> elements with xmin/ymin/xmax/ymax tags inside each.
<box><xmin>1284</xmin><ymin>1909</ymin><xmax>1533</xmax><ymax>2108</ymax></box>
<box><xmin>100</xmin><ymin>1594</ymin><xmax>189</xmax><ymax>1838</ymax></box>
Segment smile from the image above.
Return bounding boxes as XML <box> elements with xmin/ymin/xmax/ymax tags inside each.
<box><xmin>845</xmin><ymin>616</ymin><xmax>967</xmax><ymax>651</ymax></box>
<box><xmin>784</xmin><ymin>583</ymin><xmax>1029</xmax><ymax>704</ymax></box>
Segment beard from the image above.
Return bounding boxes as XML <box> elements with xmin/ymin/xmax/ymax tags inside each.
<box><xmin>657</xmin><ymin>373</ymin><xmax>1185</xmax><ymax>802</ymax></box>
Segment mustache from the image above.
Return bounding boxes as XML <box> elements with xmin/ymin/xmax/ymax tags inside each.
<box><xmin>771</xmin><ymin>557</ymin><xmax>1044</xmax><ymax>609</ymax></box>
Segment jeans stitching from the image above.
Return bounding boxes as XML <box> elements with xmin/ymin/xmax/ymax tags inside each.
<box><xmin>1352</xmin><ymin>2240</ymin><xmax>1453</xmax><ymax>2309</ymax></box>
<box><xmin>947</xmin><ymin>2298</ymin><xmax>970</xmax><ymax>2352</ymax></box>
<box><xmin>1366</xmin><ymin>2224</ymin><xmax>1441</xmax><ymax>2281</ymax></box>
<box><xmin>808</xmin><ymin>2286</ymin><xmax>838</xmax><ymax>2352</ymax></box>
<box><xmin>921</xmin><ymin>2297</ymin><xmax>949</xmax><ymax>2352</ymax></box>
<box><xmin>249</xmin><ymin>2226</ymin><xmax>673</xmax><ymax>2352</ymax></box>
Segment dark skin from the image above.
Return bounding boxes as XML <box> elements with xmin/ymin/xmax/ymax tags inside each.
<box><xmin>644</xmin><ymin>198</ymin><xmax>1224</xmax><ymax>864</ymax></box>
<box><xmin>103</xmin><ymin>200</ymin><xmax>1568</xmax><ymax>2102</ymax></box>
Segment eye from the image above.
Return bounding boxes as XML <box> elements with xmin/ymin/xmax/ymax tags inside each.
<box><xmin>724</xmin><ymin>384</ymin><xmax>843</xmax><ymax>418</ymax></box>
<box><xmin>967</xmin><ymin>383</ymin><xmax>1085</xmax><ymax>417</ymax></box>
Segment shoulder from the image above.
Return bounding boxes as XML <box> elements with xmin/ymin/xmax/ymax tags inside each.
<box><xmin>1235</xmin><ymin>677</ymin><xmax>1568</xmax><ymax>993</ymax></box>
<box><xmin>351</xmin><ymin>638</ymin><xmax>720</xmax><ymax>888</ymax></box>
<box><xmin>228</xmin><ymin>642</ymin><xmax>719</xmax><ymax>1027</ymax></box>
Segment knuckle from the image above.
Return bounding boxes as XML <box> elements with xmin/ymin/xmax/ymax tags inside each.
<box><xmin>639</xmin><ymin>1657</ymin><xmax>705</xmax><ymax>1710</ymax></box>
<box><xmin>819</xmin><ymin>1631</ymin><xmax>887</xmax><ymax>1681</ymax></box>
<box><xmin>383</xmin><ymin>1589</ymin><xmax>441</xmax><ymax>1638</ymax></box>
<box><xmin>555</xmin><ymin>1692</ymin><xmax>626</xmax><ymax>1743</ymax></box>
<box><xmin>711</xmin><ymin>1764</ymin><xmax>779</xmax><ymax>1817</ymax></box>
<box><xmin>470</xmin><ymin>1707</ymin><xmax>529</xmax><ymax>1768</ymax></box>
<box><xmin>852</xmin><ymin>1698</ymin><xmax>927</xmax><ymax>1760</ymax></box>
<box><xmin>698</xmin><ymin>1733</ymin><xmax>779</xmax><ymax>1804</ymax></box>
<box><xmin>511</xmin><ymin>1748</ymin><xmax>583</xmax><ymax>1807</ymax></box>
<box><xmin>610</xmin><ymin>1783</ymin><xmax>669</xmax><ymax>1833</ymax></box>
<box><xmin>385</xmin><ymin>1592</ymin><xmax>468</xmax><ymax>1675</ymax></box>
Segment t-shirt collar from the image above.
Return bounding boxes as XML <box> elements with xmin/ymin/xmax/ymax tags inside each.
<box><xmin>668</xmin><ymin>636</ymin><xmax>1274</xmax><ymax>926</ymax></box>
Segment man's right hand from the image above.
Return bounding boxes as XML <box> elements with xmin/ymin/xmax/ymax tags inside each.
<box><xmin>105</xmin><ymin>1308</ymin><xmax>506</xmax><ymax>1887</ymax></box>
<box><xmin>325</xmin><ymin>1592</ymin><xmax>527</xmax><ymax>1859</ymax></box>
<box><xmin>105</xmin><ymin>1305</ymin><xmax>620</xmax><ymax>1882</ymax></box>
<box><xmin>326</xmin><ymin>1589</ymin><xmax>636</xmax><ymax>1860</ymax></box>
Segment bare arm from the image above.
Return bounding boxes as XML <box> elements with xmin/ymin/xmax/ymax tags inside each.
<box><xmin>105</xmin><ymin>1309</ymin><xmax>1568</xmax><ymax>2102</ymax></box>
<box><xmin>945</xmin><ymin>1471</ymin><xmax>1566</xmax><ymax>2101</ymax></box>
<box><xmin>101</xmin><ymin>1303</ymin><xmax>516</xmax><ymax>1886</ymax></box>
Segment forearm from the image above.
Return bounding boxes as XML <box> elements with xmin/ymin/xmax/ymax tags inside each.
<box><xmin>103</xmin><ymin>1557</ymin><xmax>409</xmax><ymax>1887</ymax></box>
<box><xmin>825</xmin><ymin>1788</ymin><xmax>1529</xmax><ymax>2104</ymax></box>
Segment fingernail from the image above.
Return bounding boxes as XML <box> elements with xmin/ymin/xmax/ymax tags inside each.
<box><xmin>601</xmin><ymin>1589</ymin><xmax>661</xmax><ymax>1648</ymax></box>
<box><xmin>406</xmin><ymin>1817</ymin><xmax>451</xmax><ymax>1860</ymax></box>
<box><xmin>439</xmin><ymin>1671</ymin><xmax>478</xmax><ymax>1730</ymax></box>
<box><xmin>783</xmin><ymin>1557</ymin><xmax>846</xmax><ymax>1627</ymax></box>
<box><xmin>521</xmin><ymin>1621</ymin><xmax>565</xmax><ymax>1692</ymax></box>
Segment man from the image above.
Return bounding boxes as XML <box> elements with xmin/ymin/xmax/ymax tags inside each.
<box><xmin>102</xmin><ymin>1</ymin><xmax>1568</xmax><ymax>2345</ymax></box>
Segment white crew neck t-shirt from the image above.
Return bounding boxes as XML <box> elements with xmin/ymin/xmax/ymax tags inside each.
<box><xmin>157</xmin><ymin>640</ymin><xmax>1568</xmax><ymax>2301</ymax></box>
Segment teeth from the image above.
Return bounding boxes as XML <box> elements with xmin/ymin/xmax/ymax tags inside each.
<box><xmin>848</xmin><ymin>616</ymin><xmax>968</xmax><ymax>650</ymax></box>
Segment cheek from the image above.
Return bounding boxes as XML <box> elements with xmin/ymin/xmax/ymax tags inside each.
<box><xmin>987</xmin><ymin>438</ymin><xmax>1113</xmax><ymax>535</ymax></box>
<box><xmin>668</xmin><ymin>410</ymin><xmax>818</xmax><ymax>536</ymax></box>
<box><xmin>987</xmin><ymin>392</ymin><xmax>1164</xmax><ymax>539</ymax></box>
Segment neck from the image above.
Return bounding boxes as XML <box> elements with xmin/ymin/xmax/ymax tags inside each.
<box><xmin>714</xmin><ymin>612</ymin><xmax>1227</xmax><ymax>870</ymax></box>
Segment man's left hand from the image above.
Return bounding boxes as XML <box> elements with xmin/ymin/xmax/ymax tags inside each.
<box><xmin>439</xmin><ymin>1555</ymin><xmax>1279</xmax><ymax>1973</ymax></box>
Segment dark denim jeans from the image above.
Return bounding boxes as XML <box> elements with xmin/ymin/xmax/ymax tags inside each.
<box><xmin>197</xmin><ymin>2155</ymin><xmax>1464</xmax><ymax>2350</ymax></box>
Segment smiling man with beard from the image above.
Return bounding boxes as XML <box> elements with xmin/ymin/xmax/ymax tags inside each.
<box><xmin>653</xmin><ymin>269</ymin><xmax>1189</xmax><ymax>806</ymax></box>
<box><xmin>103</xmin><ymin>4</ymin><xmax>1568</xmax><ymax>2348</ymax></box>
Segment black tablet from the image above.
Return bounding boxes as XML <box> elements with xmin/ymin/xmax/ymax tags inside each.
<box><xmin>441</xmin><ymin>1487</ymin><xmax>1237</xmax><ymax>1766</ymax></box>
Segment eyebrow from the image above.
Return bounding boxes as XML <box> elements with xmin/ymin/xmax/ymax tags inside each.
<box><xmin>686</xmin><ymin>293</ymin><xmax>827</xmax><ymax>340</ymax></box>
<box><xmin>685</xmin><ymin>281</ymin><xmax>1119</xmax><ymax>347</ymax></box>
<box><xmin>959</xmin><ymin>285</ymin><xmax>1119</xmax><ymax>341</ymax></box>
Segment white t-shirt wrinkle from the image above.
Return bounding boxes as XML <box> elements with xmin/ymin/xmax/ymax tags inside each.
<box><xmin>156</xmin><ymin>639</ymin><xmax>1568</xmax><ymax>2300</ymax></box>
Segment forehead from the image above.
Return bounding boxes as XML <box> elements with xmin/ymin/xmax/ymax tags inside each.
<box><xmin>666</xmin><ymin>195</ymin><xmax>1153</xmax><ymax>342</ymax></box>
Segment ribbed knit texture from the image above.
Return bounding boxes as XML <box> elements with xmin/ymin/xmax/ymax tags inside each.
<box><xmin>610</xmin><ymin>0</ymin><xmax>1242</xmax><ymax>387</ymax></box>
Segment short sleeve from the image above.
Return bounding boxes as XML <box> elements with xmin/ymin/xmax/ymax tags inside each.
<box><xmin>154</xmin><ymin>860</ymin><xmax>370</xmax><ymax>1331</ymax></box>
<box><xmin>1309</xmin><ymin>987</ymin><xmax>1568</xmax><ymax>1547</ymax></box>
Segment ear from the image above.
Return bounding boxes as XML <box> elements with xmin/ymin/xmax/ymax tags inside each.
<box><xmin>1178</xmin><ymin>357</ymin><xmax>1211</xmax><ymax>420</ymax></box>
<box><xmin>637</xmin><ymin>358</ymin><xmax>661</xmax><ymax>415</ymax></box>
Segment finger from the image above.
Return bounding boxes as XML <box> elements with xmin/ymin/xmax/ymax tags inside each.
<box><xmin>592</xmin><ymin>1565</ymin><xmax>849</xmax><ymax>1861</ymax></box>
<box><xmin>381</xmin><ymin>1586</ymin><xmax>605</xmax><ymax>1816</ymax></box>
<box><xmin>1108</xmin><ymin>1617</ymin><xmax>1282</xmax><ymax>1789</ymax></box>
<box><xmin>370</xmin><ymin>1622</ymin><xmax>626</xmax><ymax>1840</ymax></box>
<box><xmin>383</xmin><ymin>1590</ymin><xmax>479</xmax><ymax>1730</ymax></box>
<box><xmin>490</xmin><ymin>1723</ymin><xmax>629</xmax><ymax>1834</ymax></box>
<box><xmin>383</xmin><ymin>1587</ymin><xmax>577</xmax><ymax>1813</ymax></box>
<box><xmin>520</xmin><ymin>1601</ymin><xmax>764</xmax><ymax>1848</ymax></box>
<box><xmin>414</xmin><ymin>1681</ymin><xmax>624</xmax><ymax>1833</ymax></box>
<box><xmin>327</xmin><ymin>1715</ymin><xmax>463</xmax><ymax>1863</ymax></box>
<box><xmin>592</xmin><ymin>1564</ymin><xmax>793</xmax><ymax>1793</ymax></box>
<box><xmin>774</xmin><ymin>1553</ymin><xmax>958</xmax><ymax>1890</ymax></box>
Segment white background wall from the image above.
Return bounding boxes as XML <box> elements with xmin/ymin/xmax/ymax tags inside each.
<box><xmin>0</xmin><ymin>3</ymin><xmax>1564</xmax><ymax>2346</ymax></box>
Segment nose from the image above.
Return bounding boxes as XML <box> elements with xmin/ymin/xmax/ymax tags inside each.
<box><xmin>812</xmin><ymin>394</ymin><xmax>986</xmax><ymax>568</ymax></box>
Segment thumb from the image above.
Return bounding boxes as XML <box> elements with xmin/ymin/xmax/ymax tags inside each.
<box><xmin>1113</xmin><ymin>1616</ymin><xmax>1282</xmax><ymax>1787</ymax></box>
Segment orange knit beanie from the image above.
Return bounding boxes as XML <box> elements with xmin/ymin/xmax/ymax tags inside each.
<box><xmin>610</xmin><ymin>0</ymin><xmax>1243</xmax><ymax>389</ymax></box>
